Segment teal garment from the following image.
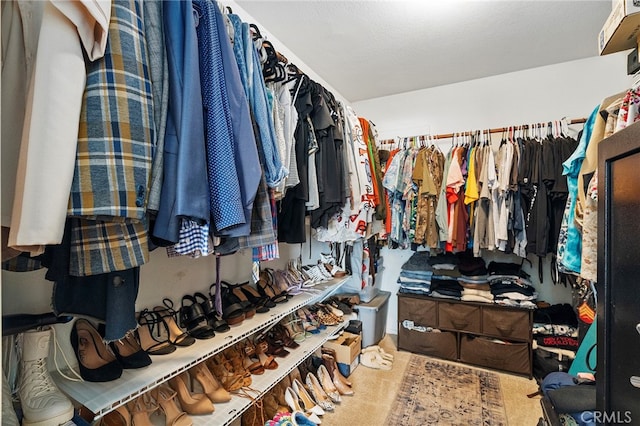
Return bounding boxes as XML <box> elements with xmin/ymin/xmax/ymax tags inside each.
<box><xmin>559</xmin><ymin>105</ymin><xmax>598</xmax><ymax>273</ymax></box>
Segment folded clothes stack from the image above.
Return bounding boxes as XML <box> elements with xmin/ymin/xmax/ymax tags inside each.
<box><xmin>430</xmin><ymin>278</ymin><xmax>463</xmax><ymax>300</ymax></box>
<box><xmin>488</xmin><ymin>275</ymin><xmax>537</xmax><ymax>308</ymax></box>
<box><xmin>398</xmin><ymin>251</ymin><xmax>433</xmax><ymax>296</ymax></box>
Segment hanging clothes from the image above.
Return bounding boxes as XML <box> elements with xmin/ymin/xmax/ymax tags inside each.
<box><xmin>557</xmin><ymin>106</ymin><xmax>598</xmax><ymax>273</ymax></box>
<box><xmin>153</xmin><ymin>0</ymin><xmax>209</xmax><ymax>244</ymax></box>
<box><xmin>194</xmin><ymin>0</ymin><xmax>260</xmax><ymax>237</ymax></box>
<box><xmin>7</xmin><ymin>0</ymin><xmax>111</xmax><ymax>255</ymax></box>
<box><xmin>144</xmin><ymin>0</ymin><xmax>169</xmax><ymax>215</ymax></box>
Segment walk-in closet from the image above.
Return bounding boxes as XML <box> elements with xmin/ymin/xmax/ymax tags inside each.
<box><xmin>2</xmin><ymin>1</ymin><xmax>638</xmax><ymax>426</ymax></box>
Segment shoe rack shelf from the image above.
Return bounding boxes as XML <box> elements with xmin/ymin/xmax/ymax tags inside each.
<box><xmin>51</xmin><ymin>277</ymin><xmax>349</xmax><ymax>421</ymax></box>
<box><xmin>193</xmin><ymin>320</ymin><xmax>347</xmax><ymax>426</ymax></box>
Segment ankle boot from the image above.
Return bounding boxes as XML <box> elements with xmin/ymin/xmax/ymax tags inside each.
<box><xmin>18</xmin><ymin>328</ymin><xmax>74</xmax><ymax>426</ymax></box>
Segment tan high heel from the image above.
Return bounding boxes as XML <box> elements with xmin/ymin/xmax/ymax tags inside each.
<box><xmin>152</xmin><ymin>385</ymin><xmax>192</xmax><ymax>426</ymax></box>
<box><xmin>191</xmin><ymin>362</ymin><xmax>232</xmax><ymax>403</ymax></box>
<box><xmin>321</xmin><ymin>354</ymin><xmax>353</xmax><ymax>394</ymax></box>
<box><xmin>127</xmin><ymin>393</ymin><xmax>157</xmax><ymax>426</ymax></box>
<box><xmin>97</xmin><ymin>405</ymin><xmax>131</xmax><ymax>426</ymax></box>
<box><xmin>168</xmin><ymin>372</ymin><xmax>214</xmax><ymax>415</ymax></box>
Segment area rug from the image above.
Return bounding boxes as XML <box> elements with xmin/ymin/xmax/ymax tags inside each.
<box><xmin>385</xmin><ymin>355</ymin><xmax>508</xmax><ymax>425</ymax></box>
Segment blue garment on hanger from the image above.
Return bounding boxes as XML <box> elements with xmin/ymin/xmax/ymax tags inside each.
<box><xmin>154</xmin><ymin>0</ymin><xmax>209</xmax><ymax>243</ymax></box>
<box><xmin>560</xmin><ymin>105</ymin><xmax>598</xmax><ymax>273</ymax></box>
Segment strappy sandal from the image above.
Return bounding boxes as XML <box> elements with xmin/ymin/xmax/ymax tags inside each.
<box><xmin>240</xmin><ymin>340</ymin><xmax>265</xmax><ymax>375</ymax></box>
<box><xmin>154</xmin><ymin>299</ymin><xmax>196</xmax><ymax>347</ymax></box>
<box><xmin>226</xmin><ymin>281</ymin><xmax>267</xmax><ymax>315</ymax></box>
<box><xmin>257</xmin><ymin>269</ymin><xmax>288</xmax><ymax>304</ymax></box>
<box><xmin>179</xmin><ymin>295</ymin><xmax>215</xmax><ymax>340</ymax></box>
<box><xmin>240</xmin><ymin>282</ymin><xmax>276</xmax><ymax>309</ymax></box>
<box><xmin>271</xmin><ymin>323</ymin><xmax>300</xmax><ymax>349</ymax></box>
<box><xmin>136</xmin><ymin>310</ymin><xmax>177</xmax><ymax>356</ymax></box>
<box><xmin>206</xmin><ymin>354</ymin><xmax>248</xmax><ymax>392</ymax></box>
<box><xmin>194</xmin><ymin>290</ymin><xmax>230</xmax><ymax>333</ymax></box>
<box><xmin>253</xmin><ymin>338</ymin><xmax>278</xmax><ymax>370</ymax></box>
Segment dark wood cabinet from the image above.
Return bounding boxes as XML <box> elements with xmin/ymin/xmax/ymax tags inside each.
<box><xmin>397</xmin><ymin>293</ymin><xmax>533</xmax><ymax>376</ymax></box>
<box><xmin>597</xmin><ymin>120</ymin><xmax>640</xmax><ymax>424</ymax></box>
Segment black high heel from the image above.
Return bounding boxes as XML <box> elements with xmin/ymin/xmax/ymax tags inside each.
<box><xmin>153</xmin><ymin>299</ymin><xmax>196</xmax><ymax>347</ymax></box>
<box><xmin>136</xmin><ymin>309</ymin><xmax>177</xmax><ymax>355</ymax></box>
<box><xmin>195</xmin><ymin>290</ymin><xmax>230</xmax><ymax>333</ymax></box>
<box><xmin>70</xmin><ymin>319</ymin><xmax>123</xmax><ymax>382</ymax></box>
<box><xmin>179</xmin><ymin>295</ymin><xmax>216</xmax><ymax>340</ymax></box>
<box><xmin>220</xmin><ymin>283</ymin><xmax>248</xmax><ymax>325</ymax></box>
<box><xmin>225</xmin><ymin>281</ymin><xmax>266</xmax><ymax>315</ymax></box>
<box><xmin>97</xmin><ymin>323</ymin><xmax>152</xmax><ymax>369</ymax></box>
<box><xmin>240</xmin><ymin>282</ymin><xmax>276</xmax><ymax>309</ymax></box>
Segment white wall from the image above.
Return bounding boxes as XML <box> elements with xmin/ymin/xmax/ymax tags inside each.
<box><xmin>353</xmin><ymin>53</ymin><xmax>634</xmax><ymax>335</ymax></box>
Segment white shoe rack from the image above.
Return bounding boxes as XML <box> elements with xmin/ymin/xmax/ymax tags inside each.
<box><xmin>52</xmin><ymin>277</ymin><xmax>350</xmax><ymax>424</ymax></box>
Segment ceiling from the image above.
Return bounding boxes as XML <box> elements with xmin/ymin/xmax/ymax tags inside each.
<box><xmin>236</xmin><ymin>1</ymin><xmax>612</xmax><ymax>102</ymax></box>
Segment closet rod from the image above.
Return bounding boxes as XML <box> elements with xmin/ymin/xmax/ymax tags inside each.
<box><xmin>379</xmin><ymin>117</ymin><xmax>587</xmax><ymax>145</ymax></box>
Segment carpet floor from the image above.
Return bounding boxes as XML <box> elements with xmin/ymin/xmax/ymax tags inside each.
<box><xmin>321</xmin><ymin>334</ymin><xmax>542</xmax><ymax>425</ymax></box>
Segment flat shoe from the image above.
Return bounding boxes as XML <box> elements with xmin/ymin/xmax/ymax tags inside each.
<box><xmin>360</xmin><ymin>351</ymin><xmax>392</xmax><ymax>371</ymax></box>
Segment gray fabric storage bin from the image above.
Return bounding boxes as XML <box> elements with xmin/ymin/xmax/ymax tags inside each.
<box><xmin>357</xmin><ymin>290</ymin><xmax>391</xmax><ymax>348</ymax></box>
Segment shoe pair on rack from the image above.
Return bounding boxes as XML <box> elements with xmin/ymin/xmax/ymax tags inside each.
<box><xmin>136</xmin><ymin>303</ymin><xmax>197</xmax><ymax>357</ymax></box>
<box><xmin>171</xmin><ymin>363</ymin><xmax>231</xmax><ymax>412</ymax></box>
<box><xmin>97</xmin><ymin>383</ymin><xmax>193</xmax><ymax>426</ymax></box>
<box><xmin>319</xmin><ymin>252</ymin><xmax>347</xmax><ymax>278</ymax></box>
<box><xmin>306</xmin><ymin>304</ymin><xmax>342</xmax><ymax>327</ymax></box>
<box><xmin>70</xmin><ymin>318</ymin><xmax>152</xmax><ymax>383</ymax></box>
<box><xmin>258</xmin><ymin>268</ymin><xmax>291</xmax><ymax>304</ymax></box>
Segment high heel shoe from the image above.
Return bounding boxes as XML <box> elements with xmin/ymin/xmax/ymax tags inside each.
<box><xmin>152</xmin><ymin>385</ymin><xmax>192</xmax><ymax>426</ymax></box>
<box><xmin>284</xmin><ymin>387</ymin><xmax>322</xmax><ymax>424</ymax></box>
<box><xmin>253</xmin><ymin>338</ymin><xmax>278</xmax><ymax>370</ymax></box>
<box><xmin>194</xmin><ymin>290</ymin><xmax>230</xmax><ymax>333</ymax></box>
<box><xmin>321</xmin><ymin>353</ymin><xmax>353</xmax><ymax>393</ymax></box>
<box><xmin>70</xmin><ymin>319</ymin><xmax>123</xmax><ymax>382</ymax></box>
<box><xmin>222</xmin><ymin>281</ymin><xmax>256</xmax><ymax>319</ymax></box>
<box><xmin>316</xmin><ymin>365</ymin><xmax>341</xmax><ymax>402</ymax></box>
<box><xmin>205</xmin><ymin>355</ymin><xmax>247</xmax><ymax>393</ymax></box>
<box><xmin>108</xmin><ymin>331</ymin><xmax>152</xmax><ymax>370</ymax></box>
<box><xmin>179</xmin><ymin>295</ymin><xmax>216</xmax><ymax>339</ymax></box>
<box><xmin>305</xmin><ymin>373</ymin><xmax>334</xmax><ymax>411</ymax></box>
<box><xmin>168</xmin><ymin>372</ymin><xmax>214</xmax><ymax>415</ymax></box>
<box><xmin>282</xmin><ymin>314</ymin><xmax>306</xmax><ymax>344</ymax></box>
<box><xmin>127</xmin><ymin>393</ymin><xmax>157</xmax><ymax>426</ymax></box>
<box><xmin>154</xmin><ymin>300</ymin><xmax>196</xmax><ymax>346</ymax></box>
<box><xmin>136</xmin><ymin>310</ymin><xmax>177</xmax><ymax>355</ymax></box>
<box><xmin>96</xmin><ymin>405</ymin><xmax>130</xmax><ymax>426</ymax></box>
<box><xmin>217</xmin><ymin>284</ymin><xmax>246</xmax><ymax>326</ymax></box>
<box><xmin>271</xmin><ymin>323</ymin><xmax>299</xmax><ymax>349</ymax></box>
<box><xmin>257</xmin><ymin>269</ymin><xmax>288</xmax><ymax>304</ymax></box>
<box><xmin>227</xmin><ymin>281</ymin><xmax>270</xmax><ymax>314</ymax></box>
<box><xmin>292</xmin><ymin>378</ymin><xmax>325</xmax><ymax>417</ymax></box>
<box><xmin>189</xmin><ymin>363</ymin><xmax>232</xmax><ymax>403</ymax></box>
<box><xmin>239</xmin><ymin>282</ymin><xmax>276</xmax><ymax>309</ymax></box>
<box><xmin>240</xmin><ymin>340</ymin><xmax>265</xmax><ymax>375</ymax></box>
